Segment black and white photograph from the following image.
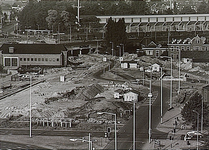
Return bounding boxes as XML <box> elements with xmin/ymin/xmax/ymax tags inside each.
<box><xmin>0</xmin><ymin>0</ymin><xmax>209</xmax><ymax>149</ymax></box>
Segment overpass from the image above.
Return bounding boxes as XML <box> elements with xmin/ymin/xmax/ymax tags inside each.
<box><xmin>96</xmin><ymin>14</ymin><xmax>209</xmax><ymax>33</ymax></box>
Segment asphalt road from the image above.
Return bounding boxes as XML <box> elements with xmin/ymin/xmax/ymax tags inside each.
<box><xmin>103</xmin><ymin>85</ymin><xmax>170</xmax><ymax>150</ymax></box>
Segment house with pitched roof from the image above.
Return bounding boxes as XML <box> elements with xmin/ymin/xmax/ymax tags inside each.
<box><xmin>0</xmin><ymin>44</ymin><xmax>67</xmax><ymax>69</ymax></box>
<box><xmin>141</xmin><ymin>41</ymin><xmax>167</xmax><ymax>58</ymax></box>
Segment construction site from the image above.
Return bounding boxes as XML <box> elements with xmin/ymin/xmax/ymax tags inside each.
<box><xmin>0</xmin><ymin>53</ymin><xmax>209</xmax><ymax>149</ymax></box>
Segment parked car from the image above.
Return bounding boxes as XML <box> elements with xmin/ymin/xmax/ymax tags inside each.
<box><xmin>184</xmin><ymin>131</ymin><xmax>203</xmax><ymax>141</ymax></box>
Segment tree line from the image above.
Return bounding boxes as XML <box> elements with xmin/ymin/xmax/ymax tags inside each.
<box><xmin>16</xmin><ymin>1</ymin><xmax>209</xmax><ymax>33</ymax></box>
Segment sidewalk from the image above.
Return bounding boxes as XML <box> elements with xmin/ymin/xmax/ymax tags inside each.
<box><xmin>142</xmin><ymin>106</ymin><xmax>202</xmax><ymax>150</ymax></box>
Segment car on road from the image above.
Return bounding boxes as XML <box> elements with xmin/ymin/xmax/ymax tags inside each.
<box><xmin>184</xmin><ymin>131</ymin><xmax>203</xmax><ymax>140</ymax></box>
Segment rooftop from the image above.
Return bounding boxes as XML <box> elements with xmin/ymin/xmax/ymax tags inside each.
<box><xmin>0</xmin><ymin>44</ymin><xmax>67</xmax><ymax>54</ymax></box>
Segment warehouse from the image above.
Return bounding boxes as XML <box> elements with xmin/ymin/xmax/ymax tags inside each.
<box><xmin>0</xmin><ymin>44</ymin><xmax>68</xmax><ymax>69</ymax></box>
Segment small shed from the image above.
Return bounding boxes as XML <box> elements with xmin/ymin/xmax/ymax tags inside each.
<box><xmin>151</xmin><ymin>63</ymin><xmax>160</xmax><ymax>72</ymax></box>
<box><xmin>121</xmin><ymin>61</ymin><xmax>138</xmax><ymax>69</ymax></box>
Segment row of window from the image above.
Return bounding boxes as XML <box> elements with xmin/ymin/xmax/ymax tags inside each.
<box><xmin>170</xmin><ymin>46</ymin><xmax>209</xmax><ymax>51</ymax></box>
<box><xmin>20</xmin><ymin>57</ymin><xmax>60</xmax><ymax>62</ymax></box>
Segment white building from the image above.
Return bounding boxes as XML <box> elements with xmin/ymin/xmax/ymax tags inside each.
<box><xmin>123</xmin><ymin>91</ymin><xmax>139</xmax><ymax>102</ymax></box>
<box><xmin>151</xmin><ymin>63</ymin><xmax>160</xmax><ymax>72</ymax></box>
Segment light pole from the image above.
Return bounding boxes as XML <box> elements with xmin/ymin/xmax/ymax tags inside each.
<box><xmin>160</xmin><ymin>67</ymin><xmax>163</xmax><ymax>123</ymax></box>
<box><xmin>117</xmin><ymin>45</ymin><xmax>121</xmax><ymax>57</ymax></box>
<box><xmin>58</xmin><ymin>23</ymin><xmax>60</xmax><ymax>44</ymax></box>
<box><xmin>133</xmin><ymin>98</ymin><xmax>136</xmax><ymax>150</ymax></box>
<box><xmin>69</xmin><ymin>24</ymin><xmax>71</xmax><ymax>42</ymax></box>
<box><xmin>201</xmin><ymin>98</ymin><xmax>203</xmax><ymax>133</ymax></box>
<box><xmin>110</xmin><ymin>42</ymin><xmax>114</xmax><ymax>56</ymax></box>
<box><xmin>135</xmin><ymin>79</ymin><xmax>152</xmax><ymax>143</ymax></box>
<box><xmin>161</xmin><ymin>56</ymin><xmax>173</xmax><ymax>109</ymax></box>
<box><xmin>29</xmin><ymin>75</ymin><xmax>32</xmax><ymax>138</ymax></box>
<box><xmin>97</xmin><ymin>112</ymin><xmax>117</xmax><ymax>150</ymax></box>
<box><xmin>193</xmin><ymin>110</ymin><xmax>199</xmax><ymax>150</ymax></box>
<box><xmin>178</xmin><ymin>48</ymin><xmax>181</xmax><ymax>94</ymax></box>
<box><xmin>70</xmin><ymin>133</ymin><xmax>92</xmax><ymax>150</ymax></box>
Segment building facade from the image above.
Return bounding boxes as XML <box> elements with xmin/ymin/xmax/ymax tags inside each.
<box><xmin>142</xmin><ymin>41</ymin><xmax>167</xmax><ymax>58</ymax></box>
<box><xmin>168</xmin><ymin>35</ymin><xmax>209</xmax><ymax>60</ymax></box>
<box><xmin>97</xmin><ymin>14</ymin><xmax>209</xmax><ymax>33</ymax></box>
<box><xmin>0</xmin><ymin>44</ymin><xmax>67</xmax><ymax>69</ymax></box>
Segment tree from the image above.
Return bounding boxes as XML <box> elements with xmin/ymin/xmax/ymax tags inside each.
<box><xmin>180</xmin><ymin>5</ymin><xmax>196</xmax><ymax>14</ymax></box>
<box><xmin>181</xmin><ymin>92</ymin><xmax>209</xmax><ymax>128</ymax></box>
<box><xmin>46</xmin><ymin>10</ymin><xmax>58</xmax><ymax>31</ymax></box>
<box><xmin>197</xmin><ymin>1</ymin><xmax>209</xmax><ymax>14</ymax></box>
<box><xmin>61</xmin><ymin>10</ymin><xmax>70</xmax><ymax>29</ymax></box>
<box><xmin>105</xmin><ymin>17</ymin><xmax>127</xmax><ymax>56</ymax></box>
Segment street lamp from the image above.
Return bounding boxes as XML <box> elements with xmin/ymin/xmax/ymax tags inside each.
<box><xmin>69</xmin><ymin>24</ymin><xmax>72</xmax><ymax>42</ymax></box>
<box><xmin>97</xmin><ymin>112</ymin><xmax>117</xmax><ymax>150</ymax></box>
<box><xmin>133</xmin><ymin>97</ymin><xmax>136</xmax><ymax>150</ymax></box>
<box><xmin>29</xmin><ymin>75</ymin><xmax>32</xmax><ymax>138</ymax></box>
<box><xmin>160</xmin><ymin>67</ymin><xmax>163</xmax><ymax>124</ymax></box>
<box><xmin>201</xmin><ymin>98</ymin><xmax>203</xmax><ymax>133</ymax></box>
<box><xmin>160</xmin><ymin>56</ymin><xmax>173</xmax><ymax>109</ymax></box>
<box><xmin>117</xmin><ymin>45</ymin><xmax>121</xmax><ymax>57</ymax></box>
<box><xmin>178</xmin><ymin>48</ymin><xmax>181</xmax><ymax>95</ymax></box>
<box><xmin>135</xmin><ymin>79</ymin><xmax>152</xmax><ymax>143</ymax></box>
<box><xmin>192</xmin><ymin>110</ymin><xmax>199</xmax><ymax>150</ymax></box>
<box><xmin>110</xmin><ymin>42</ymin><xmax>114</xmax><ymax>56</ymax></box>
<box><xmin>70</xmin><ymin>133</ymin><xmax>92</xmax><ymax>150</ymax></box>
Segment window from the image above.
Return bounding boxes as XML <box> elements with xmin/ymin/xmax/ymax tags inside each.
<box><xmin>181</xmin><ymin>46</ymin><xmax>185</xmax><ymax>51</ymax></box>
<box><xmin>38</xmin><ymin>58</ymin><xmax>41</xmax><ymax>61</ymax></box>
<box><xmin>12</xmin><ymin>58</ymin><xmax>17</xmax><ymax>66</ymax></box>
<box><xmin>171</xmin><ymin>46</ymin><xmax>174</xmax><ymax>51</ymax></box>
<box><xmin>45</xmin><ymin>58</ymin><xmax>48</xmax><ymax>61</ymax></box>
<box><xmin>186</xmin><ymin>46</ymin><xmax>190</xmax><ymax>51</ymax></box>
<box><xmin>49</xmin><ymin>58</ymin><xmax>52</xmax><ymax>61</ymax></box>
<box><xmin>24</xmin><ymin>58</ymin><xmax>26</xmax><ymax>61</ymax></box>
<box><xmin>9</xmin><ymin>47</ymin><xmax>14</xmax><ymax>53</ymax></box>
<box><xmin>176</xmin><ymin>46</ymin><xmax>179</xmax><ymax>51</ymax></box>
<box><xmin>194</xmin><ymin>46</ymin><xmax>200</xmax><ymax>51</ymax></box>
<box><xmin>35</xmin><ymin>58</ymin><xmax>37</xmax><ymax>61</ymax></box>
<box><xmin>42</xmin><ymin>58</ymin><xmax>44</xmax><ymax>61</ymax></box>
<box><xmin>57</xmin><ymin>58</ymin><xmax>59</xmax><ymax>61</ymax></box>
<box><xmin>27</xmin><ymin>58</ymin><xmax>30</xmax><ymax>61</ymax></box>
<box><xmin>53</xmin><ymin>58</ymin><xmax>55</xmax><ymax>62</ymax></box>
<box><xmin>5</xmin><ymin>58</ymin><xmax>10</xmax><ymax>66</ymax></box>
<box><xmin>156</xmin><ymin>50</ymin><xmax>159</xmax><ymax>57</ymax></box>
<box><xmin>20</xmin><ymin>58</ymin><xmax>22</xmax><ymax>61</ymax></box>
<box><xmin>31</xmin><ymin>58</ymin><xmax>33</xmax><ymax>61</ymax></box>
